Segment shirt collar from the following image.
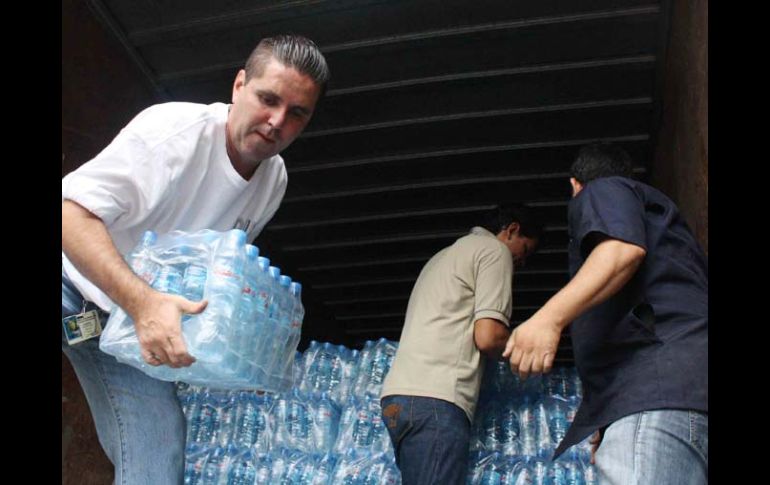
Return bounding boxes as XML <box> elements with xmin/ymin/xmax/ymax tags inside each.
<box><xmin>470</xmin><ymin>226</ymin><xmax>496</xmax><ymax>238</ymax></box>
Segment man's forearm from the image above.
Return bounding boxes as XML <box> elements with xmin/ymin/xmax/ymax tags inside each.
<box><xmin>534</xmin><ymin>238</ymin><xmax>646</xmax><ymax>330</ymax></box>
<box><xmin>482</xmin><ymin>335</ymin><xmax>511</xmax><ymax>361</ymax></box>
<box><xmin>62</xmin><ymin>200</ymin><xmax>152</xmax><ymax>316</ymax></box>
<box><xmin>474</xmin><ymin>318</ymin><xmax>512</xmax><ymax>360</ymax></box>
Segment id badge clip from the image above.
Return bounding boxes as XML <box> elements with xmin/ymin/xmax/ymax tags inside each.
<box><xmin>63</xmin><ymin>301</ymin><xmax>103</xmax><ymax>345</ymax></box>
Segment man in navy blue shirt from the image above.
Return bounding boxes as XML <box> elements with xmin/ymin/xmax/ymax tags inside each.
<box><xmin>503</xmin><ymin>143</ymin><xmax>707</xmax><ymax>484</ymax></box>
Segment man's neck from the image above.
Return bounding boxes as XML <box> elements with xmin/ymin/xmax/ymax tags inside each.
<box><xmin>225</xmin><ymin>121</ymin><xmax>261</xmax><ymax>181</ymax></box>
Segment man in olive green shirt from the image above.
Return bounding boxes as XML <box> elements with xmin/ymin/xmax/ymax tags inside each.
<box><xmin>381</xmin><ymin>204</ymin><xmax>542</xmax><ymax>485</ymax></box>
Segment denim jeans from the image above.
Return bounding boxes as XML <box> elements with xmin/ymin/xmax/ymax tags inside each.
<box><xmin>62</xmin><ymin>271</ymin><xmax>185</xmax><ymax>485</ymax></box>
<box><xmin>380</xmin><ymin>395</ymin><xmax>471</xmax><ymax>485</ymax></box>
<box><xmin>595</xmin><ymin>409</ymin><xmax>708</xmax><ymax>485</ymax></box>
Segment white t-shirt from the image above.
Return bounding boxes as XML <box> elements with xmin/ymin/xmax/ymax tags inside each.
<box><xmin>62</xmin><ymin>102</ymin><xmax>288</xmax><ymax>311</ymax></box>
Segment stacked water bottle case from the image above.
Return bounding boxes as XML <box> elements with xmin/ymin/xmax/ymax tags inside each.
<box><xmin>99</xmin><ymin>229</ymin><xmax>305</xmax><ymax>392</ymax></box>
<box><xmin>178</xmin><ymin>337</ymin><xmax>401</xmax><ymax>485</ymax></box>
<box><xmin>468</xmin><ymin>362</ymin><xmax>598</xmax><ymax>485</ymax></box>
<box><xmin>178</xmin><ymin>337</ymin><xmax>594</xmax><ymax>485</ymax></box>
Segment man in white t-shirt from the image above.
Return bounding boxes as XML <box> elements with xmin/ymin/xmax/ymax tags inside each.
<box><xmin>61</xmin><ymin>35</ymin><xmax>329</xmax><ymax>484</ymax></box>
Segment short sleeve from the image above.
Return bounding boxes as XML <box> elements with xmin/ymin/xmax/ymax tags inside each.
<box><xmin>62</xmin><ymin>130</ymin><xmax>172</xmax><ymax>230</ymax></box>
<box><xmin>472</xmin><ymin>241</ymin><xmax>513</xmax><ymax>327</ymax></box>
<box><xmin>568</xmin><ymin>177</ymin><xmax>647</xmax><ymax>258</ymax></box>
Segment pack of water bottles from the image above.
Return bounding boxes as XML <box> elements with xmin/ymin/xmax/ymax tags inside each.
<box><xmin>177</xmin><ymin>337</ymin><xmax>401</xmax><ymax>485</ymax></box>
<box><xmin>297</xmin><ymin>337</ymin><xmax>397</xmax><ymax>406</ymax></box>
<box><xmin>468</xmin><ymin>451</ymin><xmax>597</xmax><ymax>485</ymax></box>
<box><xmin>467</xmin><ymin>362</ymin><xmax>597</xmax><ymax>485</ymax></box>
<box><xmin>99</xmin><ymin>228</ymin><xmax>304</xmax><ymax>392</ymax></box>
<box><xmin>176</xmin><ymin>335</ymin><xmax>593</xmax><ymax>484</ymax></box>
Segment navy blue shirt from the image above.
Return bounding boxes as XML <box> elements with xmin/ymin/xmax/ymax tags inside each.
<box><xmin>554</xmin><ymin>177</ymin><xmax>708</xmax><ymax>458</ymax></box>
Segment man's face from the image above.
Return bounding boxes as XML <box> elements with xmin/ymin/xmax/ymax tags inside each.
<box><xmin>497</xmin><ymin>224</ymin><xmax>538</xmax><ymax>267</ymax></box>
<box><xmin>508</xmin><ymin>235</ymin><xmax>539</xmax><ymax>268</ymax></box>
<box><xmin>227</xmin><ymin>58</ymin><xmax>321</xmax><ymax>167</ymax></box>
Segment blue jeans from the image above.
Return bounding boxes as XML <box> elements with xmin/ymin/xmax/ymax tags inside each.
<box><xmin>62</xmin><ymin>272</ymin><xmax>185</xmax><ymax>485</ymax></box>
<box><xmin>380</xmin><ymin>395</ymin><xmax>471</xmax><ymax>485</ymax></box>
<box><xmin>595</xmin><ymin>409</ymin><xmax>708</xmax><ymax>485</ymax></box>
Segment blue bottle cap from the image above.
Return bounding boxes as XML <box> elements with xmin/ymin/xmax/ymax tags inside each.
<box><xmin>224</xmin><ymin>229</ymin><xmax>247</xmax><ymax>246</ymax></box>
<box><xmin>256</xmin><ymin>256</ymin><xmax>270</xmax><ymax>270</ymax></box>
<box><xmin>268</xmin><ymin>266</ymin><xmax>281</xmax><ymax>279</ymax></box>
<box><xmin>200</xmin><ymin>230</ymin><xmax>220</xmax><ymax>244</ymax></box>
<box><xmin>245</xmin><ymin>244</ymin><xmax>259</xmax><ymax>260</ymax></box>
<box><xmin>141</xmin><ymin>230</ymin><xmax>157</xmax><ymax>246</ymax></box>
<box><xmin>279</xmin><ymin>275</ymin><xmax>291</xmax><ymax>287</ymax></box>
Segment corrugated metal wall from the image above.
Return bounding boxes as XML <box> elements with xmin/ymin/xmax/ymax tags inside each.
<box><xmin>61</xmin><ymin>1</ymin><xmax>707</xmax><ymax>482</ymax></box>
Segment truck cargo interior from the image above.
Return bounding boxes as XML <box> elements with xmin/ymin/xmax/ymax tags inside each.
<box><xmin>62</xmin><ymin>0</ymin><xmax>707</xmax><ymax>482</ymax></box>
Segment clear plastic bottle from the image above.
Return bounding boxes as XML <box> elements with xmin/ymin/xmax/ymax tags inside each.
<box><xmin>226</xmin><ymin>244</ymin><xmax>259</xmax><ymax>380</ymax></box>
<box><xmin>189</xmin><ymin>229</ymin><xmax>247</xmax><ymax>365</ymax></box>
<box><xmin>128</xmin><ymin>230</ymin><xmax>159</xmax><ymax>284</ymax></box>
<box><xmin>312</xmin><ymin>392</ymin><xmax>340</xmax><ymax>452</ymax></box>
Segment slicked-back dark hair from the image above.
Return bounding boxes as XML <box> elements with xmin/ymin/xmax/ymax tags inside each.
<box><xmin>570</xmin><ymin>142</ymin><xmax>634</xmax><ymax>184</ymax></box>
<box><xmin>245</xmin><ymin>34</ymin><xmax>330</xmax><ymax>94</ymax></box>
<box><xmin>480</xmin><ymin>203</ymin><xmax>544</xmax><ymax>241</ymax></box>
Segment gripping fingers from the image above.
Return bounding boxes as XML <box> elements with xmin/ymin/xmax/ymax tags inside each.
<box><xmin>502</xmin><ymin>330</ymin><xmax>516</xmax><ymax>359</ymax></box>
<box><xmin>142</xmin><ymin>348</ymin><xmax>167</xmax><ymax>366</ymax></box>
<box><xmin>589</xmin><ymin>430</ymin><xmax>603</xmax><ymax>464</ymax></box>
<box><xmin>542</xmin><ymin>352</ymin><xmax>555</xmax><ymax>375</ymax></box>
<box><xmin>518</xmin><ymin>353</ymin><xmax>533</xmax><ymax>380</ymax></box>
<box><xmin>164</xmin><ymin>334</ymin><xmax>195</xmax><ymax>368</ymax></box>
<box><xmin>508</xmin><ymin>346</ymin><xmax>522</xmax><ymax>376</ymax></box>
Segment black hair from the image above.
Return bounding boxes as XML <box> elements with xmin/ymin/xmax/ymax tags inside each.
<box><xmin>480</xmin><ymin>203</ymin><xmax>544</xmax><ymax>241</ymax></box>
<box><xmin>245</xmin><ymin>34</ymin><xmax>330</xmax><ymax>94</ymax></box>
<box><xmin>570</xmin><ymin>142</ymin><xmax>634</xmax><ymax>184</ymax></box>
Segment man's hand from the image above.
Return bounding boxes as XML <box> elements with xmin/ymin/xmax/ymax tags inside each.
<box><xmin>63</xmin><ymin>199</ymin><xmax>211</xmax><ymax>368</ymax></box>
<box><xmin>500</xmin><ymin>237</ymin><xmax>645</xmax><ymax>380</ymax></box>
<box><xmin>134</xmin><ymin>292</ymin><xmax>207</xmax><ymax>368</ymax></box>
<box><xmin>589</xmin><ymin>429</ymin><xmax>603</xmax><ymax>464</ymax></box>
<box><xmin>502</xmin><ymin>314</ymin><xmax>562</xmax><ymax>379</ymax></box>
